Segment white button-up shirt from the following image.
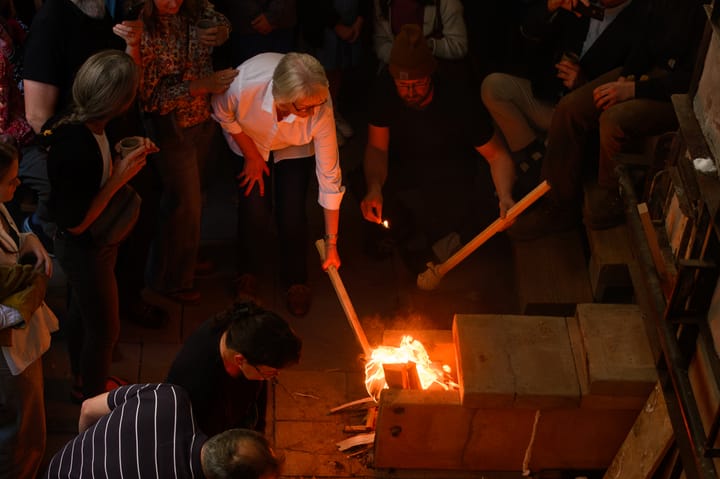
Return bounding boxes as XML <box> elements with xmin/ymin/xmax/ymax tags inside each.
<box><xmin>211</xmin><ymin>53</ymin><xmax>345</xmax><ymax>210</ymax></box>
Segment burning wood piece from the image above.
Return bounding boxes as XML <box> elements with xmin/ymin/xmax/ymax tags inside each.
<box><xmin>316</xmin><ymin>239</ymin><xmax>373</xmax><ymax>357</ymax></box>
<box><xmin>416</xmin><ymin>180</ymin><xmax>551</xmax><ymax>290</ymax></box>
<box><xmin>382</xmin><ymin>362</ymin><xmax>421</xmax><ymax>390</ymax></box>
<box><xmin>365</xmin><ymin>335</ymin><xmax>448</xmax><ymax>401</ymax></box>
<box><xmin>343</xmin><ymin>408</ymin><xmax>377</xmax><ymax>433</ymax></box>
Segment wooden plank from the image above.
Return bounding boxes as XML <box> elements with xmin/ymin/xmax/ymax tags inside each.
<box><xmin>637</xmin><ymin>203</ymin><xmax>676</xmax><ymax>298</ymax></box>
<box><xmin>602</xmin><ymin>384</ymin><xmax>674</xmax><ymax>479</ymax></box>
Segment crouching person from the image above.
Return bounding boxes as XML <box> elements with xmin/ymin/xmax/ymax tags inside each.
<box><xmin>44</xmin><ymin>383</ymin><xmax>281</xmax><ymax>478</ymax></box>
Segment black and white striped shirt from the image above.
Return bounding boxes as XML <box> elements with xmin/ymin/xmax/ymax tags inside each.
<box><xmin>44</xmin><ymin>383</ymin><xmax>208</xmax><ymax>478</ymax></box>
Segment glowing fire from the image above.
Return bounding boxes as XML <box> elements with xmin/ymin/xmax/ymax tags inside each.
<box><xmin>381</xmin><ymin>220</ymin><xmax>390</xmax><ymax>229</ymax></box>
<box><xmin>364</xmin><ymin>335</ymin><xmax>451</xmax><ymax>401</ymax></box>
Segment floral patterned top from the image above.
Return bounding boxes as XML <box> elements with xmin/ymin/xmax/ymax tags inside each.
<box><xmin>0</xmin><ymin>52</ymin><xmax>33</xmax><ymax>146</ymax></box>
<box><xmin>139</xmin><ymin>5</ymin><xmax>230</xmax><ymax>128</ymax></box>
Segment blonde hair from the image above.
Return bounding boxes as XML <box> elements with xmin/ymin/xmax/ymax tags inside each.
<box><xmin>66</xmin><ymin>50</ymin><xmax>139</xmax><ymax>125</ymax></box>
<box><xmin>271</xmin><ymin>53</ymin><xmax>329</xmax><ymax>104</ymax></box>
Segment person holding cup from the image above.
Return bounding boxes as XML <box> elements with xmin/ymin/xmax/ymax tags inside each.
<box><xmin>43</xmin><ymin>50</ymin><xmax>158</xmax><ymax>402</ymax></box>
<box><xmin>128</xmin><ymin>0</ymin><xmax>235</xmax><ymax>304</ymax></box>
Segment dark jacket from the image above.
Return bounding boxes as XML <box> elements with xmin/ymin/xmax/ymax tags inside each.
<box><xmin>523</xmin><ymin>0</ymin><xmax>648</xmax><ymax>102</ymax></box>
<box><xmin>621</xmin><ymin>0</ymin><xmax>707</xmax><ymax>101</ymax></box>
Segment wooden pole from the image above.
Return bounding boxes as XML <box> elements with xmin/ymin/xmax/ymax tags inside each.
<box><xmin>316</xmin><ymin>240</ymin><xmax>373</xmax><ymax>357</ymax></box>
<box><xmin>416</xmin><ymin>180</ymin><xmax>551</xmax><ymax>290</ymax></box>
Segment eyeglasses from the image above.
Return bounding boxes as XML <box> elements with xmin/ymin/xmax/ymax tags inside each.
<box><xmin>292</xmin><ymin>98</ymin><xmax>328</xmax><ymax>113</ymax></box>
<box><xmin>252</xmin><ymin>364</ymin><xmax>279</xmax><ymax>380</ymax></box>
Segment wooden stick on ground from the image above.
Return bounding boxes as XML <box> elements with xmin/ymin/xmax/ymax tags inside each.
<box><xmin>316</xmin><ymin>240</ymin><xmax>373</xmax><ymax>358</ymax></box>
<box><xmin>416</xmin><ymin>180</ymin><xmax>552</xmax><ymax>290</ymax></box>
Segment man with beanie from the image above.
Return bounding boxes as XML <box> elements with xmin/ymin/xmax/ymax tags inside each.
<box><xmin>359</xmin><ymin>24</ymin><xmax>515</xmax><ymax>272</ymax></box>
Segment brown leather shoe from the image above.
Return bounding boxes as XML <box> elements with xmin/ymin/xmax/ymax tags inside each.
<box><xmin>286</xmin><ymin>284</ymin><xmax>311</xmax><ymax>317</ymax></box>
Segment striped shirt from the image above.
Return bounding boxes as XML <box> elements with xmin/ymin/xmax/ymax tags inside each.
<box><xmin>44</xmin><ymin>383</ymin><xmax>207</xmax><ymax>478</ymax></box>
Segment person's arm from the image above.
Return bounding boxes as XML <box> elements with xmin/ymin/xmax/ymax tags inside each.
<box><xmin>23</xmin><ymin>80</ymin><xmax>58</xmax><ymax>133</ymax></box>
<box><xmin>373</xmin><ymin>0</ymin><xmax>393</xmax><ymax>64</ymax></box>
<box><xmin>18</xmin><ymin>233</ymin><xmax>52</xmax><ymax>277</ymax></box>
<box><xmin>360</xmin><ymin>124</ymin><xmax>389</xmax><ymax>224</ymax></box>
<box><xmin>428</xmin><ymin>0</ymin><xmax>468</xmax><ymax>60</ymax></box>
<box><xmin>476</xmin><ymin>131</ymin><xmax>516</xmax><ymax>218</ymax></box>
<box><xmin>231</xmin><ymin>131</ymin><xmax>270</xmax><ymax>196</ymax></box>
<box><xmin>78</xmin><ymin>392</ymin><xmax>111</xmax><ymax>433</ymax></box>
<box><xmin>66</xmin><ymin>139</ymin><xmax>157</xmax><ymax>235</ymax></box>
<box><xmin>322</xmin><ymin>207</ymin><xmax>340</xmax><ymax>270</ymax></box>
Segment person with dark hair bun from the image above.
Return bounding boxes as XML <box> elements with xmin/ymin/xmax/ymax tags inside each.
<box><xmin>167</xmin><ymin>301</ymin><xmax>301</xmax><ymax>436</ymax></box>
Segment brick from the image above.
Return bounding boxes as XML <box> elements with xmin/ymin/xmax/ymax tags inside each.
<box><xmin>575</xmin><ymin>304</ymin><xmax>657</xmax><ymax>396</ymax></box>
<box><xmin>530</xmin><ymin>408</ymin><xmax>639</xmax><ymax>470</ymax></box>
<box><xmin>454</xmin><ymin>315</ymin><xmax>579</xmax><ymax>409</ymax></box>
<box><xmin>566</xmin><ymin>316</ymin><xmax>648</xmax><ymax>410</ymax></box>
<box><xmin>463</xmin><ymin>408</ymin><xmax>537</xmax><ymax>471</ymax></box>
<box><xmin>374</xmin><ymin>389</ymin><xmax>471</xmax><ymax>470</ymax></box>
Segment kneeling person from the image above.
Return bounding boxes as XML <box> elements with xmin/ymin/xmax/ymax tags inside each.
<box><xmin>167</xmin><ymin>302</ymin><xmax>302</xmax><ymax>436</ymax></box>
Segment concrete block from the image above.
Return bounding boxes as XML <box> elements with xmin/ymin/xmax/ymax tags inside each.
<box><xmin>566</xmin><ymin>315</ymin><xmax>648</xmax><ymax>410</ymax></box>
<box><xmin>530</xmin><ymin>408</ymin><xmax>639</xmax><ymax>470</ymax></box>
<box><xmin>575</xmin><ymin>304</ymin><xmax>657</xmax><ymax>396</ymax></box>
<box><xmin>462</xmin><ymin>408</ymin><xmax>537</xmax><ymax>471</ymax></box>
<box><xmin>374</xmin><ymin>389</ymin><xmax>471</xmax><ymax>470</ymax></box>
<box><xmin>454</xmin><ymin>315</ymin><xmax>579</xmax><ymax>409</ymax></box>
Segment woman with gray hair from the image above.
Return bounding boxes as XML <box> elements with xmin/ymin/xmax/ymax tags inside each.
<box><xmin>43</xmin><ymin>50</ymin><xmax>158</xmax><ymax>401</ymax></box>
<box><xmin>212</xmin><ymin>52</ymin><xmax>344</xmax><ymax>317</ymax></box>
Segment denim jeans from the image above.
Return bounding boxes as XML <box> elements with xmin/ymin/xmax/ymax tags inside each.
<box><xmin>0</xmin><ymin>356</ymin><xmax>45</xmax><ymax>479</ymax></box>
<box><xmin>237</xmin><ymin>155</ymin><xmax>314</xmax><ymax>287</ymax></box>
<box><xmin>146</xmin><ymin>120</ymin><xmax>215</xmax><ymax>292</ymax></box>
<box><xmin>55</xmin><ymin>233</ymin><xmax>119</xmax><ymax>398</ymax></box>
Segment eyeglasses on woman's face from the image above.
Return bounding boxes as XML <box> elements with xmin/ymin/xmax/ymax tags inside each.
<box><xmin>292</xmin><ymin>98</ymin><xmax>328</xmax><ymax>113</ymax></box>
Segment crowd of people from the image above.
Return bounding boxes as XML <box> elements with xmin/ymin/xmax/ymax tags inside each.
<box><xmin>0</xmin><ymin>0</ymin><xmax>709</xmax><ymax>476</ymax></box>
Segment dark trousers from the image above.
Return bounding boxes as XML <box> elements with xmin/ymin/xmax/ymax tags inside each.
<box><xmin>237</xmin><ymin>155</ymin><xmax>314</xmax><ymax>288</ymax></box>
<box><xmin>229</xmin><ymin>28</ymin><xmax>295</xmax><ymax>65</ymax></box>
<box><xmin>543</xmin><ymin>67</ymin><xmax>678</xmax><ymax>203</ymax></box>
<box><xmin>55</xmin><ymin>234</ymin><xmax>119</xmax><ymax>398</ymax></box>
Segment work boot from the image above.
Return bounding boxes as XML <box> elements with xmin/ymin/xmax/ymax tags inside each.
<box><xmin>583</xmin><ymin>186</ymin><xmax>625</xmax><ymax>230</ymax></box>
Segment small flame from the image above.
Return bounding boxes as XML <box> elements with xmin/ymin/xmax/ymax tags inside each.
<box><xmin>381</xmin><ymin>220</ymin><xmax>390</xmax><ymax>229</ymax></box>
<box><xmin>364</xmin><ymin>335</ymin><xmax>449</xmax><ymax>401</ymax></box>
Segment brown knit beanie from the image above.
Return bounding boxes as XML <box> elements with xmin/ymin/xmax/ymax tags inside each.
<box><xmin>389</xmin><ymin>24</ymin><xmax>437</xmax><ymax>80</ymax></box>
